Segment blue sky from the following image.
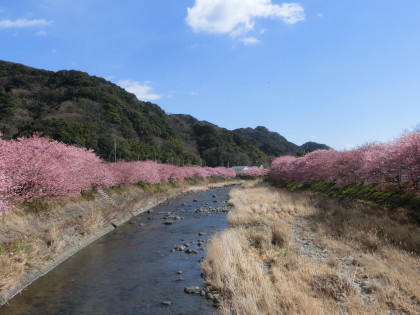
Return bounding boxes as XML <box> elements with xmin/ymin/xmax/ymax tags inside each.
<box><xmin>1</xmin><ymin>0</ymin><xmax>419</xmax><ymax>150</ymax></box>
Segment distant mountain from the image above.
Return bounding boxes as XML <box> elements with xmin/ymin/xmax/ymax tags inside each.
<box><xmin>168</xmin><ymin>114</ymin><xmax>266</xmax><ymax>166</ymax></box>
<box><xmin>233</xmin><ymin>126</ymin><xmax>296</xmax><ymax>156</ymax></box>
<box><xmin>0</xmin><ymin>60</ymin><xmax>329</xmax><ymax>167</ymax></box>
<box><xmin>300</xmin><ymin>141</ymin><xmax>331</xmax><ymax>152</ymax></box>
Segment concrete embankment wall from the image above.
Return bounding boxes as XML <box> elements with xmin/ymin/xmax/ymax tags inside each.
<box><xmin>0</xmin><ymin>179</ymin><xmax>242</xmax><ymax>307</ymax></box>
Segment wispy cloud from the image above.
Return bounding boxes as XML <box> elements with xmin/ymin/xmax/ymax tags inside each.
<box><xmin>118</xmin><ymin>80</ymin><xmax>161</xmax><ymax>101</ymax></box>
<box><xmin>0</xmin><ymin>18</ymin><xmax>52</xmax><ymax>29</ymax></box>
<box><xmin>240</xmin><ymin>36</ymin><xmax>260</xmax><ymax>46</ymax></box>
<box><xmin>186</xmin><ymin>0</ymin><xmax>304</xmax><ymax>37</ymax></box>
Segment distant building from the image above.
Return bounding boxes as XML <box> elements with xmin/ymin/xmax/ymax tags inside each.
<box><xmin>231</xmin><ymin>166</ymin><xmax>249</xmax><ymax>174</ymax></box>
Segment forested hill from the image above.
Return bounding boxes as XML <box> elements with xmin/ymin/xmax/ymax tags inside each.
<box><xmin>0</xmin><ymin>60</ymin><xmax>328</xmax><ymax>166</ymax></box>
<box><xmin>233</xmin><ymin>126</ymin><xmax>302</xmax><ymax>156</ymax></box>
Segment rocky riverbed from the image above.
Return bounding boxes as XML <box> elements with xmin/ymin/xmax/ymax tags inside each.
<box><xmin>0</xmin><ymin>186</ymin><xmax>235</xmax><ymax>315</ymax></box>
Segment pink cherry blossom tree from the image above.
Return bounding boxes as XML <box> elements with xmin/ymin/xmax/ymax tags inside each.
<box><xmin>239</xmin><ymin>167</ymin><xmax>269</xmax><ymax>178</ymax></box>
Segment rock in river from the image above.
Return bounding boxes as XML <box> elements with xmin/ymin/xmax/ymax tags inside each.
<box><xmin>184</xmin><ymin>286</ymin><xmax>200</xmax><ymax>294</ymax></box>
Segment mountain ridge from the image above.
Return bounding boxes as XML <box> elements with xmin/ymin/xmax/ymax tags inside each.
<box><xmin>0</xmin><ymin>60</ymin><xmax>329</xmax><ymax>166</ymax></box>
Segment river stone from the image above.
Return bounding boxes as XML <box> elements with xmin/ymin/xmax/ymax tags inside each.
<box><xmin>184</xmin><ymin>286</ymin><xmax>199</xmax><ymax>294</ymax></box>
<box><xmin>360</xmin><ymin>281</ymin><xmax>371</xmax><ymax>294</ymax></box>
<box><xmin>198</xmin><ymin>232</ymin><xmax>206</xmax><ymax>236</ymax></box>
<box><xmin>337</xmin><ymin>293</ymin><xmax>347</xmax><ymax>301</ymax></box>
<box><xmin>163</xmin><ymin>221</ymin><xmax>174</xmax><ymax>225</ymax></box>
<box><xmin>175</xmin><ymin>245</ymin><xmax>186</xmax><ymax>251</ymax></box>
<box><xmin>193</xmin><ymin>199</ymin><xmax>198</xmax><ymax>202</ymax></box>
<box><xmin>177</xmin><ymin>270</ymin><xmax>183</xmax><ymax>274</ymax></box>
<box><xmin>161</xmin><ymin>301</ymin><xmax>171</xmax><ymax>306</ymax></box>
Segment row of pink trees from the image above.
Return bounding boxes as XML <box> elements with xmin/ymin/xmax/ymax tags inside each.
<box><xmin>239</xmin><ymin>167</ymin><xmax>269</xmax><ymax>178</ymax></box>
<box><xmin>0</xmin><ymin>135</ymin><xmax>236</xmax><ymax>215</ymax></box>
<box><xmin>269</xmin><ymin>132</ymin><xmax>420</xmax><ymax>196</ymax></box>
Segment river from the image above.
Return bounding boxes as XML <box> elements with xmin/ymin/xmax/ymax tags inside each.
<box><xmin>0</xmin><ymin>186</ymin><xmax>234</xmax><ymax>315</ymax></box>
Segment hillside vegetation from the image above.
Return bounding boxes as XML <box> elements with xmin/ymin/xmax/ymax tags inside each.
<box><xmin>0</xmin><ymin>60</ymin><xmax>326</xmax><ymax>166</ymax></box>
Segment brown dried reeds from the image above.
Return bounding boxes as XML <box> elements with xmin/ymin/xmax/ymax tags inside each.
<box><xmin>203</xmin><ymin>182</ymin><xmax>420</xmax><ymax>314</ymax></box>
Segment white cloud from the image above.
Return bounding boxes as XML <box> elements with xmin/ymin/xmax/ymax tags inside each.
<box><xmin>186</xmin><ymin>0</ymin><xmax>304</xmax><ymax>36</ymax></box>
<box><xmin>118</xmin><ymin>80</ymin><xmax>161</xmax><ymax>101</ymax></box>
<box><xmin>317</xmin><ymin>13</ymin><xmax>324</xmax><ymax>18</ymax></box>
<box><xmin>241</xmin><ymin>36</ymin><xmax>260</xmax><ymax>45</ymax></box>
<box><xmin>0</xmin><ymin>18</ymin><xmax>52</xmax><ymax>29</ymax></box>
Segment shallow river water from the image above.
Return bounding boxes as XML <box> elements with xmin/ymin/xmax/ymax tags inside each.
<box><xmin>0</xmin><ymin>186</ymin><xmax>234</xmax><ymax>315</ymax></box>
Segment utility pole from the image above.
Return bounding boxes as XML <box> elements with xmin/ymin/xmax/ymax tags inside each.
<box><xmin>114</xmin><ymin>136</ymin><xmax>117</xmax><ymax>163</ymax></box>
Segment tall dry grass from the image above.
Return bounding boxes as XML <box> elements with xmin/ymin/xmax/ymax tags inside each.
<box><xmin>203</xmin><ymin>182</ymin><xmax>420</xmax><ymax>314</ymax></box>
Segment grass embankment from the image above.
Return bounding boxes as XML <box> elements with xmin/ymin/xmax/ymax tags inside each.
<box><xmin>271</xmin><ymin>180</ymin><xmax>420</xmax><ymax>225</ymax></box>
<box><xmin>0</xmin><ymin>177</ymin><xmax>241</xmax><ymax>306</ymax></box>
<box><xmin>202</xmin><ymin>181</ymin><xmax>420</xmax><ymax>314</ymax></box>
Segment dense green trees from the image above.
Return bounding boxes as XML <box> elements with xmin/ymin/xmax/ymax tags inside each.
<box><xmin>0</xmin><ymin>60</ymin><xmax>271</xmax><ymax>166</ymax></box>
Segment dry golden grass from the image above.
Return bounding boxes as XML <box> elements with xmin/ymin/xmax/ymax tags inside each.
<box><xmin>0</xmin><ymin>255</ymin><xmax>25</xmax><ymax>292</ymax></box>
<box><xmin>80</xmin><ymin>210</ymin><xmax>105</xmax><ymax>235</ymax></box>
<box><xmin>203</xmin><ymin>182</ymin><xmax>420</xmax><ymax>314</ymax></box>
<box><xmin>271</xmin><ymin>222</ymin><xmax>291</xmax><ymax>249</ymax></box>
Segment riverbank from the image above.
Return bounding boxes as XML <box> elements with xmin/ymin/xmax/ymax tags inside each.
<box><xmin>202</xmin><ymin>181</ymin><xmax>420</xmax><ymax>314</ymax></box>
<box><xmin>0</xmin><ymin>178</ymin><xmax>243</xmax><ymax>306</ymax></box>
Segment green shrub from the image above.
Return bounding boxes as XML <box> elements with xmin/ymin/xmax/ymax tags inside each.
<box><xmin>23</xmin><ymin>199</ymin><xmax>55</xmax><ymax>214</ymax></box>
<box><xmin>10</xmin><ymin>240</ymin><xmax>31</xmax><ymax>253</ymax></box>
